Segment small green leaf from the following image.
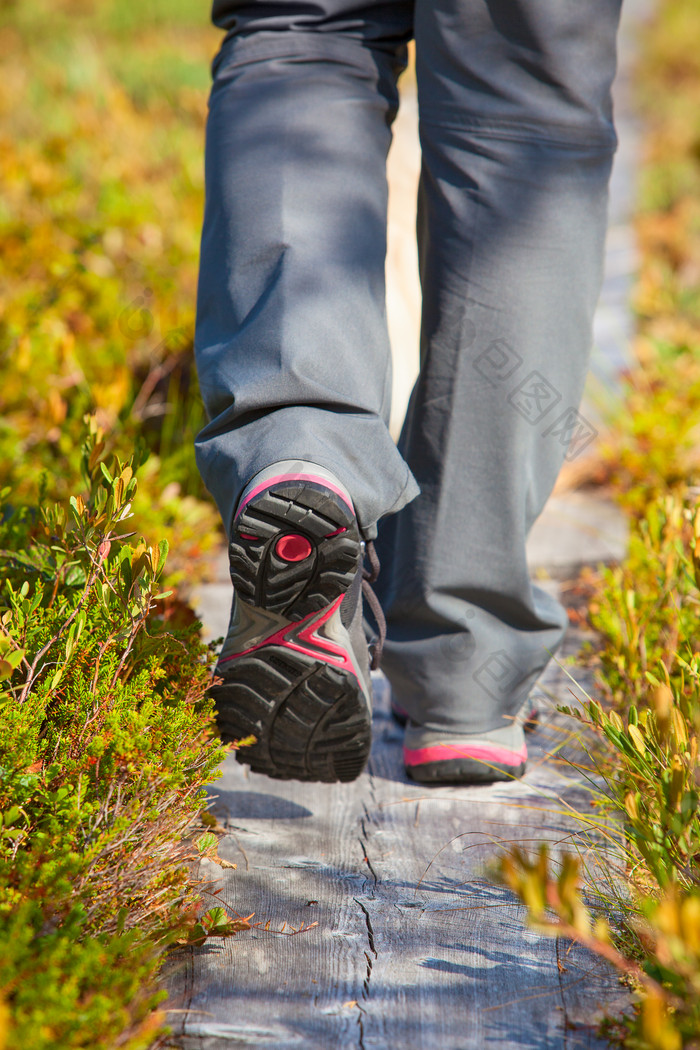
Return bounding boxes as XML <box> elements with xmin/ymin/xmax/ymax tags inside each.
<box><xmin>204</xmin><ymin>907</ymin><xmax>228</xmax><ymax>929</ymax></box>
<box><xmin>6</xmin><ymin>649</ymin><xmax>25</xmax><ymax>671</ymax></box>
<box><xmin>187</xmin><ymin>923</ymin><xmax>207</xmax><ymax>946</ymax></box>
<box><xmin>196</xmin><ymin>832</ymin><xmax>217</xmax><ymax>854</ymax></box>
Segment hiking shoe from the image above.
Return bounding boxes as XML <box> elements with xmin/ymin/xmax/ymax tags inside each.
<box><xmin>211</xmin><ymin>461</ymin><xmax>373</xmax><ymax>783</ymax></box>
<box><xmin>403</xmin><ymin>720</ymin><xmax>527</xmax><ymax>784</ymax></box>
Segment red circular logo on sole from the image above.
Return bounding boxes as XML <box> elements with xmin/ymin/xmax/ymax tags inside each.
<box><xmin>275</xmin><ymin>534</ymin><xmax>313</xmax><ymax>562</ymax></box>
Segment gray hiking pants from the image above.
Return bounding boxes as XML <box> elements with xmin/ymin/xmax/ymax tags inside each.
<box><xmin>194</xmin><ymin>0</ymin><xmax>622</xmax><ymax>736</ymax></box>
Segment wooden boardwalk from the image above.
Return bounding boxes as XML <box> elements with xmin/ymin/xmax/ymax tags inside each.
<box><xmin>164</xmin><ymin>500</ymin><xmax>632</xmax><ymax>1047</ymax></box>
<box><xmin>164</xmin><ymin>616</ymin><xmax>627</xmax><ymax>1049</ymax></box>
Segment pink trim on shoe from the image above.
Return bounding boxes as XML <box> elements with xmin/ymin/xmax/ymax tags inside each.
<box><xmin>404</xmin><ymin>741</ymin><xmax>527</xmax><ymax>768</ymax></box>
<box><xmin>235</xmin><ymin>473</ymin><xmax>354</xmax><ymax>519</ymax></box>
<box><xmin>219</xmin><ymin>596</ymin><xmax>360</xmax><ymax>682</ymax></box>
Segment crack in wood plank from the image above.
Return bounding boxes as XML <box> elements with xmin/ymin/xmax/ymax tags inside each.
<box><xmin>358</xmin><ymin>835</ymin><xmax>379</xmax><ymax>886</ymax></box>
<box><xmin>354</xmin><ymin>897</ymin><xmax>378</xmax><ymax>961</ymax></box>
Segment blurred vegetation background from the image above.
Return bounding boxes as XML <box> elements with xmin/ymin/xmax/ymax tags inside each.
<box><xmin>0</xmin><ymin>0</ymin><xmax>223</xmax><ymax>585</ymax></box>
<box><xmin>600</xmin><ymin>0</ymin><xmax>700</xmax><ymax>512</ymax></box>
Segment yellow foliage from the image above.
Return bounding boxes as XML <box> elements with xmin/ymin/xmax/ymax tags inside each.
<box><xmin>0</xmin><ymin>997</ymin><xmax>8</xmax><ymax>1050</ymax></box>
<box><xmin>625</xmin><ymin>790</ymin><xmax>640</xmax><ymax>821</ymax></box>
<box><xmin>641</xmin><ymin>991</ymin><xmax>682</xmax><ymax>1050</ymax></box>
<box><xmin>629</xmin><ymin>723</ymin><xmax>647</xmax><ymax>755</ymax></box>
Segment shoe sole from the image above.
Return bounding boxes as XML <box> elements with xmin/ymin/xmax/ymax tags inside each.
<box><xmin>212</xmin><ymin>474</ymin><xmax>371</xmax><ymax>783</ymax></box>
<box><xmin>404</xmin><ymin>741</ymin><xmax>527</xmax><ymax>785</ymax></box>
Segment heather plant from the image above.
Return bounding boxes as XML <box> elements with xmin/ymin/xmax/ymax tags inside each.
<box><xmin>0</xmin><ymin>420</ymin><xmax>241</xmax><ymax>1050</ymax></box>
<box><xmin>496</xmin><ymin>494</ymin><xmax>700</xmax><ymax>1049</ymax></box>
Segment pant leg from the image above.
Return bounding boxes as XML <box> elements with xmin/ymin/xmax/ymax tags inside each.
<box><xmin>194</xmin><ymin>1</ymin><xmax>418</xmax><ymax>539</ymax></box>
<box><xmin>374</xmin><ymin>0</ymin><xmax>622</xmax><ymax>734</ymax></box>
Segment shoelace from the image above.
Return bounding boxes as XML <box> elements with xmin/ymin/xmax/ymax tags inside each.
<box><xmin>362</xmin><ymin>540</ymin><xmax>386</xmax><ymax>671</ymax></box>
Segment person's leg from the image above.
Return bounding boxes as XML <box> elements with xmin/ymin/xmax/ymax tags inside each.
<box><xmin>194</xmin><ymin>2</ymin><xmax>418</xmax><ymax>543</ymax></box>
<box><xmin>195</xmin><ymin>0</ymin><xmax>417</xmax><ymax>781</ymax></box>
<box><xmin>374</xmin><ymin>0</ymin><xmax>623</xmax><ymax>780</ymax></box>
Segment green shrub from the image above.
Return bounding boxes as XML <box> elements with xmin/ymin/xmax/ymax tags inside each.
<box><xmin>587</xmin><ymin>497</ymin><xmax>700</xmax><ymax>710</ymax></box>
<box><xmin>0</xmin><ymin>420</ymin><xmax>231</xmax><ymax>1049</ymax></box>
<box><xmin>497</xmin><ymin>494</ymin><xmax>700</xmax><ymax>1049</ymax></box>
